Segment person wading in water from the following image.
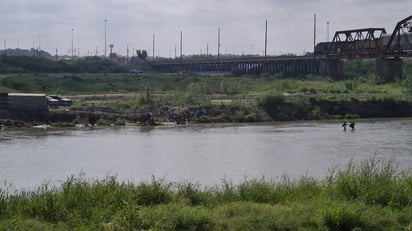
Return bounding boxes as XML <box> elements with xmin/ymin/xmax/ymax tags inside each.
<box><xmin>349</xmin><ymin>121</ymin><xmax>355</xmax><ymax>131</ymax></box>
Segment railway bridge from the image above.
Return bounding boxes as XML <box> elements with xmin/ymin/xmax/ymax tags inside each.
<box><xmin>150</xmin><ymin>15</ymin><xmax>412</xmax><ymax>81</ymax></box>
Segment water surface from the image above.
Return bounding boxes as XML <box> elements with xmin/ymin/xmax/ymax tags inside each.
<box><xmin>1</xmin><ymin>119</ymin><xmax>411</xmax><ymax>190</ymax></box>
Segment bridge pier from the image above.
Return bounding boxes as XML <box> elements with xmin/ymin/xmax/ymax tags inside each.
<box><xmin>319</xmin><ymin>59</ymin><xmax>343</xmax><ymax>80</ymax></box>
<box><xmin>375</xmin><ymin>58</ymin><xmax>403</xmax><ymax>82</ymax></box>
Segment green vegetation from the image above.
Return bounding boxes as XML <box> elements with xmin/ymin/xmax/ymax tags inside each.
<box><xmin>0</xmin><ymin>158</ymin><xmax>411</xmax><ymax>230</ymax></box>
<box><xmin>0</xmin><ymin>72</ymin><xmax>408</xmax><ymax>96</ymax></box>
<box><xmin>1</xmin><ymin>58</ymin><xmax>412</xmax><ymax>125</ymax></box>
<box><xmin>0</xmin><ymin>56</ymin><xmax>128</xmax><ymax>74</ymax></box>
<box><xmin>1</xmin><ymin>58</ymin><xmax>411</xmax><ymax>97</ymax></box>
<box><xmin>257</xmin><ymin>93</ymin><xmax>412</xmax><ymax>120</ymax></box>
<box><xmin>1</xmin><ymin>58</ymin><xmax>412</xmax><ymax>229</ymax></box>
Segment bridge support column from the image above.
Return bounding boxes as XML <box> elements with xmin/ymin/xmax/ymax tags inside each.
<box><xmin>375</xmin><ymin>58</ymin><xmax>403</xmax><ymax>82</ymax></box>
<box><xmin>319</xmin><ymin>59</ymin><xmax>343</xmax><ymax>80</ymax></box>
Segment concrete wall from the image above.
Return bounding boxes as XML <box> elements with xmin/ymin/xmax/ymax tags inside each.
<box><xmin>0</xmin><ymin>93</ymin><xmax>7</xmax><ymax>110</ymax></box>
<box><xmin>2</xmin><ymin>93</ymin><xmax>47</xmax><ymax>112</ymax></box>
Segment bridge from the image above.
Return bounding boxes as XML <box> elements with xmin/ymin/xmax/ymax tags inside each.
<box><xmin>150</xmin><ymin>15</ymin><xmax>412</xmax><ymax>81</ymax></box>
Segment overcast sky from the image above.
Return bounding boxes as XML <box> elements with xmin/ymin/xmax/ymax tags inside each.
<box><xmin>1</xmin><ymin>0</ymin><xmax>411</xmax><ymax>57</ymax></box>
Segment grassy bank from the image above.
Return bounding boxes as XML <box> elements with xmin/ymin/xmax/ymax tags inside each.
<box><xmin>1</xmin><ymin>158</ymin><xmax>411</xmax><ymax>230</ymax></box>
<box><xmin>1</xmin><ymin>72</ymin><xmax>411</xmax><ymax>126</ymax></box>
<box><xmin>0</xmin><ymin>72</ymin><xmax>409</xmax><ymax>96</ymax></box>
<box><xmin>258</xmin><ymin>93</ymin><xmax>412</xmax><ymax>121</ymax></box>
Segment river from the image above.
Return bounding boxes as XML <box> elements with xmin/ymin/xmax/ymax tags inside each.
<box><xmin>1</xmin><ymin>118</ymin><xmax>411</xmax><ymax>191</ymax></box>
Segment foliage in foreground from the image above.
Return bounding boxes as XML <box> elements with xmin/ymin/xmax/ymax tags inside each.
<box><xmin>0</xmin><ymin>158</ymin><xmax>412</xmax><ymax>230</ymax></box>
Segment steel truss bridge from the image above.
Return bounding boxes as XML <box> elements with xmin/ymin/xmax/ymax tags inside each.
<box><xmin>150</xmin><ymin>15</ymin><xmax>412</xmax><ymax>81</ymax></box>
<box><xmin>151</xmin><ymin>56</ymin><xmax>320</xmax><ymax>76</ymax></box>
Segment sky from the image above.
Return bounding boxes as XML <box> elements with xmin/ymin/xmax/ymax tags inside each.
<box><xmin>1</xmin><ymin>0</ymin><xmax>411</xmax><ymax>57</ymax></box>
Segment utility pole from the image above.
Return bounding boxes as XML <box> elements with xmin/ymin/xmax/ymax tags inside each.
<box><xmin>207</xmin><ymin>43</ymin><xmax>209</xmax><ymax>59</ymax></box>
<box><xmin>152</xmin><ymin>34</ymin><xmax>155</xmax><ymax>62</ymax></box>
<box><xmin>104</xmin><ymin>19</ymin><xmax>107</xmax><ymax>59</ymax></box>
<box><xmin>180</xmin><ymin>30</ymin><xmax>183</xmax><ymax>65</ymax></box>
<box><xmin>3</xmin><ymin>40</ymin><xmax>6</xmax><ymax>56</ymax></box>
<box><xmin>264</xmin><ymin>20</ymin><xmax>268</xmax><ymax>64</ymax></box>
<box><xmin>326</xmin><ymin>21</ymin><xmax>330</xmax><ymax>42</ymax></box>
<box><xmin>313</xmin><ymin>14</ymin><xmax>317</xmax><ymax>58</ymax></box>
<box><xmin>126</xmin><ymin>44</ymin><xmax>129</xmax><ymax>64</ymax></box>
<box><xmin>217</xmin><ymin>26</ymin><xmax>221</xmax><ymax>62</ymax></box>
<box><xmin>71</xmin><ymin>28</ymin><xmax>74</xmax><ymax>62</ymax></box>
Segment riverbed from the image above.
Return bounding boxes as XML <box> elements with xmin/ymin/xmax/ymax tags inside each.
<box><xmin>1</xmin><ymin>119</ymin><xmax>411</xmax><ymax>191</ymax></box>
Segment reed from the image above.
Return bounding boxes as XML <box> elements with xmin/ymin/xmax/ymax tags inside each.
<box><xmin>0</xmin><ymin>157</ymin><xmax>411</xmax><ymax>230</ymax></box>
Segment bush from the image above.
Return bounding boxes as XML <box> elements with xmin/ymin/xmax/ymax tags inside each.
<box><xmin>135</xmin><ymin>177</ymin><xmax>172</xmax><ymax>206</ymax></box>
<box><xmin>96</xmin><ymin>119</ymin><xmax>111</xmax><ymax>126</ymax></box>
<box><xmin>0</xmin><ymin>56</ymin><xmax>128</xmax><ymax>74</ymax></box>
<box><xmin>138</xmin><ymin>204</ymin><xmax>211</xmax><ymax>230</ymax></box>
<box><xmin>1</xmin><ymin>158</ymin><xmax>412</xmax><ymax>230</ymax></box>
<box><xmin>114</xmin><ymin>118</ymin><xmax>126</xmax><ymax>126</ymax></box>
<box><xmin>176</xmin><ymin>181</ymin><xmax>205</xmax><ymax>205</ymax></box>
<box><xmin>327</xmin><ymin>157</ymin><xmax>402</xmax><ymax>207</ymax></box>
<box><xmin>238</xmin><ymin>179</ymin><xmax>277</xmax><ymax>203</ymax></box>
<box><xmin>322</xmin><ymin>202</ymin><xmax>367</xmax><ymax>231</ymax></box>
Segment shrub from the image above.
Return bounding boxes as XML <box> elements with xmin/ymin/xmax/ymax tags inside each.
<box><xmin>328</xmin><ymin>157</ymin><xmax>402</xmax><ymax>207</ymax></box>
<box><xmin>321</xmin><ymin>202</ymin><xmax>367</xmax><ymax>231</ymax></box>
<box><xmin>114</xmin><ymin>118</ymin><xmax>125</xmax><ymax>126</ymax></box>
<box><xmin>138</xmin><ymin>204</ymin><xmax>211</xmax><ymax>230</ymax></box>
<box><xmin>176</xmin><ymin>181</ymin><xmax>205</xmax><ymax>205</ymax></box>
<box><xmin>134</xmin><ymin>177</ymin><xmax>172</xmax><ymax>206</ymax></box>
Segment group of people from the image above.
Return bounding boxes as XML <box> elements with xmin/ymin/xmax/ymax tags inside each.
<box><xmin>342</xmin><ymin>121</ymin><xmax>355</xmax><ymax>131</ymax></box>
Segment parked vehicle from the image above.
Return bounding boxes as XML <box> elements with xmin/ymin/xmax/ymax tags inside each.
<box><xmin>46</xmin><ymin>95</ymin><xmax>72</xmax><ymax>107</ymax></box>
<box><xmin>130</xmin><ymin>69</ymin><xmax>144</xmax><ymax>73</ymax></box>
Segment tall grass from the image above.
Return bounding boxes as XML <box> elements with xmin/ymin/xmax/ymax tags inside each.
<box><xmin>0</xmin><ymin>157</ymin><xmax>411</xmax><ymax>230</ymax></box>
<box><xmin>0</xmin><ymin>73</ymin><xmax>407</xmax><ymax>96</ymax></box>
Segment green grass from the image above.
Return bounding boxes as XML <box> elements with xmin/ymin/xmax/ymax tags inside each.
<box><xmin>1</xmin><ymin>157</ymin><xmax>411</xmax><ymax>230</ymax></box>
<box><xmin>0</xmin><ymin>72</ymin><xmax>408</xmax><ymax>97</ymax></box>
<box><xmin>2</xmin><ymin>72</ymin><xmax>411</xmax><ymax>124</ymax></box>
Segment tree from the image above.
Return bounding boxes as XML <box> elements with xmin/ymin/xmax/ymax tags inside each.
<box><xmin>136</xmin><ymin>50</ymin><xmax>148</xmax><ymax>61</ymax></box>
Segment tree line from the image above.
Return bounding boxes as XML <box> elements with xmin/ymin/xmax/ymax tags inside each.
<box><xmin>0</xmin><ymin>56</ymin><xmax>129</xmax><ymax>74</ymax></box>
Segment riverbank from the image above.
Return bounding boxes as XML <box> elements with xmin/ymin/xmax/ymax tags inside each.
<box><xmin>0</xmin><ymin>158</ymin><xmax>411</xmax><ymax>230</ymax></box>
<box><xmin>1</xmin><ymin>93</ymin><xmax>411</xmax><ymax>128</ymax></box>
<box><xmin>1</xmin><ymin>72</ymin><xmax>412</xmax><ymax>127</ymax></box>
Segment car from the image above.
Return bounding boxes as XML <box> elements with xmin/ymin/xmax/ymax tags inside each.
<box><xmin>46</xmin><ymin>95</ymin><xmax>59</xmax><ymax>106</ymax></box>
<box><xmin>47</xmin><ymin>95</ymin><xmax>72</xmax><ymax>107</ymax></box>
<box><xmin>130</xmin><ymin>69</ymin><xmax>144</xmax><ymax>73</ymax></box>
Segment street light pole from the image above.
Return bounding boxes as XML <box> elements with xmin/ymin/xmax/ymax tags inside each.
<box><xmin>313</xmin><ymin>14</ymin><xmax>316</xmax><ymax>58</ymax></box>
<box><xmin>264</xmin><ymin>20</ymin><xmax>268</xmax><ymax>63</ymax></box>
<box><xmin>180</xmin><ymin>30</ymin><xmax>183</xmax><ymax>65</ymax></box>
<box><xmin>217</xmin><ymin>26</ymin><xmax>221</xmax><ymax>62</ymax></box>
<box><xmin>71</xmin><ymin>28</ymin><xmax>74</xmax><ymax>62</ymax></box>
<box><xmin>126</xmin><ymin>44</ymin><xmax>129</xmax><ymax>64</ymax></box>
<box><xmin>104</xmin><ymin>19</ymin><xmax>107</xmax><ymax>59</ymax></box>
<box><xmin>153</xmin><ymin>34</ymin><xmax>155</xmax><ymax>62</ymax></box>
